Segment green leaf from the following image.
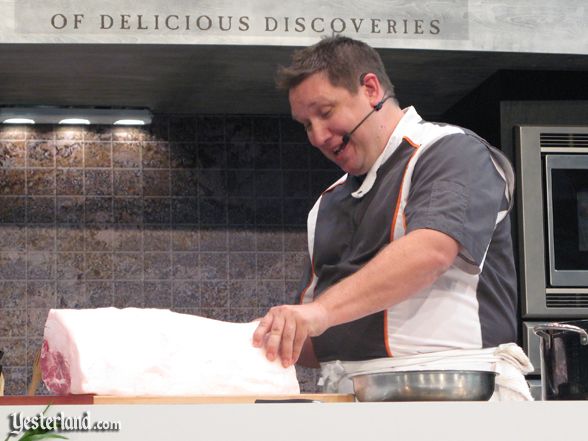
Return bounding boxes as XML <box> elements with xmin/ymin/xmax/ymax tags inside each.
<box><xmin>19</xmin><ymin>434</ymin><xmax>68</xmax><ymax>441</ymax></box>
<box><xmin>18</xmin><ymin>428</ymin><xmax>47</xmax><ymax>437</ymax></box>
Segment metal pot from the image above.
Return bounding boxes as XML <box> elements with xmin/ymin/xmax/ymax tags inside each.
<box><xmin>350</xmin><ymin>370</ymin><xmax>497</xmax><ymax>402</ymax></box>
<box><xmin>533</xmin><ymin>320</ymin><xmax>588</xmax><ymax>400</ymax></box>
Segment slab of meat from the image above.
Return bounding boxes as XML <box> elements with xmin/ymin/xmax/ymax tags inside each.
<box><xmin>41</xmin><ymin>308</ymin><xmax>300</xmax><ymax>396</ymax></box>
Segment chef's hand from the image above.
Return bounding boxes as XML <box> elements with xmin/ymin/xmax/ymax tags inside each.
<box><xmin>252</xmin><ymin>302</ymin><xmax>329</xmax><ymax>368</ymax></box>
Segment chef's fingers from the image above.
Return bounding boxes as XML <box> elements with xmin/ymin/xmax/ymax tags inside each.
<box><xmin>291</xmin><ymin>326</ymin><xmax>308</xmax><ymax>367</ymax></box>
<box><xmin>252</xmin><ymin>311</ymin><xmax>274</xmax><ymax>347</ymax></box>
<box><xmin>264</xmin><ymin>313</ymin><xmax>286</xmax><ymax>362</ymax></box>
<box><xmin>279</xmin><ymin>317</ymin><xmax>298</xmax><ymax>367</ymax></box>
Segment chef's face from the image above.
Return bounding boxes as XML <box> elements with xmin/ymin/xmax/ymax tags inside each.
<box><xmin>289</xmin><ymin>71</ymin><xmax>380</xmax><ymax>176</ymax></box>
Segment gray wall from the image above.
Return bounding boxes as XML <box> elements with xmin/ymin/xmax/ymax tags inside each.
<box><xmin>0</xmin><ymin>115</ymin><xmax>341</xmax><ymax>395</ymax></box>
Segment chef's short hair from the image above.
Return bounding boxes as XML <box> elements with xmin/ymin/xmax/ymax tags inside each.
<box><xmin>276</xmin><ymin>36</ymin><xmax>395</xmax><ymax>98</ymax></box>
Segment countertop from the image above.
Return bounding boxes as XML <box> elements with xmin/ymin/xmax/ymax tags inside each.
<box><xmin>1</xmin><ymin>400</ymin><xmax>586</xmax><ymax>441</ymax></box>
<box><xmin>0</xmin><ymin>393</ymin><xmax>353</xmax><ymax>405</ymax></box>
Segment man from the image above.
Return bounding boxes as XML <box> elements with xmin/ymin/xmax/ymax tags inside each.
<box><xmin>252</xmin><ymin>36</ymin><xmax>532</xmax><ymax>399</ymax></box>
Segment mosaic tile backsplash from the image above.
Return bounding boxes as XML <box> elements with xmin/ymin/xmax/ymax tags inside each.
<box><xmin>0</xmin><ymin>115</ymin><xmax>341</xmax><ymax>395</ymax></box>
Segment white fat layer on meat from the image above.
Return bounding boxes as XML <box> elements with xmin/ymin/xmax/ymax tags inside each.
<box><xmin>42</xmin><ymin>308</ymin><xmax>300</xmax><ymax>396</ymax></box>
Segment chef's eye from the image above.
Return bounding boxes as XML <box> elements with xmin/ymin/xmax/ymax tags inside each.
<box><xmin>320</xmin><ymin>108</ymin><xmax>332</xmax><ymax>119</ymax></box>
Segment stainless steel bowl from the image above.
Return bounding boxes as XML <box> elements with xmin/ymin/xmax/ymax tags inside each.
<box><xmin>350</xmin><ymin>370</ymin><xmax>497</xmax><ymax>402</ymax></box>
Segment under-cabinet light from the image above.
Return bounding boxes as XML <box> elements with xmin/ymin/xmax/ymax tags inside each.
<box><xmin>0</xmin><ymin>107</ymin><xmax>152</xmax><ymax>125</ymax></box>
<box><xmin>59</xmin><ymin>118</ymin><xmax>90</xmax><ymax>125</ymax></box>
<box><xmin>3</xmin><ymin>118</ymin><xmax>35</xmax><ymax>124</ymax></box>
<box><xmin>113</xmin><ymin>119</ymin><xmax>146</xmax><ymax>126</ymax></box>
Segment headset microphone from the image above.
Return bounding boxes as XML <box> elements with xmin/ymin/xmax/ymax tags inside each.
<box><xmin>340</xmin><ymin>95</ymin><xmax>391</xmax><ymax>148</ymax></box>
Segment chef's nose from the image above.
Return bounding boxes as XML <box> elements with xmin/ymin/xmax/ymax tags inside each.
<box><xmin>308</xmin><ymin>123</ymin><xmax>331</xmax><ymax>149</ymax></box>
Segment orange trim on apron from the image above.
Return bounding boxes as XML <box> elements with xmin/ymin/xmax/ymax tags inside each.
<box><xmin>403</xmin><ymin>136</ymin><xmax>420</xmax><ymax>149</ymax></box>
<box><xmin>389</xmin><ymin>140</ymin><xmax>420</xmax><ymax>241</ymax></box>
<box><xmin>298</xmin><ymin>256</ymin><xmax>316</xmax><ymax>305</ymax></box>
<box><xmin>383</xmin><ymin>310</ymin><xmax>393</xmax><ymax>357</ymax></box>
<box><xmin>385</xmin><ymin>137</ymin><xmax>421</xmax><ymax>356</ymax></box>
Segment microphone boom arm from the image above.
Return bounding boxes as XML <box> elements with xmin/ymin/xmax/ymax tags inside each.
<box><xmin>341</xmin><ymin>95</ymin><xmax>391</xmax><ymax>147</ymax></box>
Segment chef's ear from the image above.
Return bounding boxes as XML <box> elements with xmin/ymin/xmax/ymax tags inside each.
<box><xmin>359</xmin><ymin>72</ymin><xmax>383</xmax><ymax>106</ymax></box>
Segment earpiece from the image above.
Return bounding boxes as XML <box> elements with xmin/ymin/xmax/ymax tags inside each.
<box><xmin>374</xmin><ymin>96</ymin><xmax>390</xmax><ymax>111</ymax></box>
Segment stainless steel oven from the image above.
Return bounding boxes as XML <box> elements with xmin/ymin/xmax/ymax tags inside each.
<box><xmin>545</xmin><ymin>154</ymin><xmax>588</xmax><ymax>286</ymax></box>
<box><xmin>516</xmin><ymin>126</ymin><xmax>588</xmax><ymax>318</ymax></box>
<box><xmin>517</xmin><ymin>126</ymin><xmax>588</xmax><ymax>399</ymax></box>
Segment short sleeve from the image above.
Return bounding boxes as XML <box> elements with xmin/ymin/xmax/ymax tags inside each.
<box><xmin>405</xmin><ymin>133</ymin><xmax>507</xmax><ymax>265</ymax></box>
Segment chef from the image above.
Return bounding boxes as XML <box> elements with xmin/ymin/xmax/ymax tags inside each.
<box><xmin>252</xmin><ymin>36</ymin><xmax>533</xmax><ymax>400</ymax></box>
